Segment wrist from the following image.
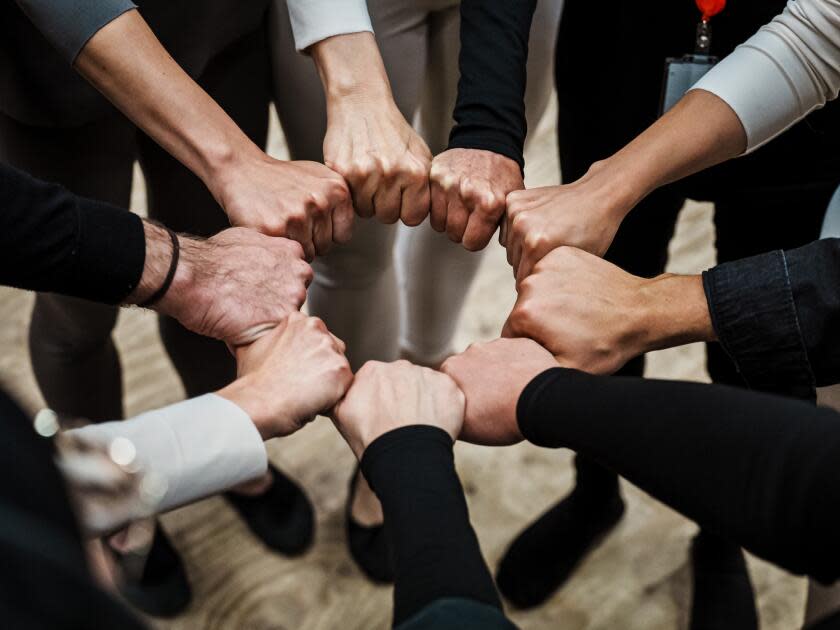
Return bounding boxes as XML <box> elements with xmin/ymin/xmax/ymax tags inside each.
<box><xmin>581</xmin><ymin>156</ymin><xmax>653</xmax><ymax>222</ymax></box>
<box><xmin>313</xmin><ymin>33</ymin><xmax>392</xmax><ymax>104</ymax></box>
<box><xmin>151</xmin><ymin>232</ymin><xmax>198</xmax><ymax>319</ymax></box>
<box><xmin>217</xmin><ymin>377</ymin><xmax>279</xmax><ymax>441</ymax></box>
<box><xmin>126</xmin><ymin>221</ymin><xmax>182</xmax><ymax>306</ymax></box>
<box><xmin>637</xmin><ymin>274</ymin><xmax>717</xmax><ymax>353</ymax></box>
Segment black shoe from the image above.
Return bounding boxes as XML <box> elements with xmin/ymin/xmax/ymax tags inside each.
<box><xmin>346</xmin><ymin>465</ymin><xmax>393</xmax><ymax>583</ymax></box>
<box><xmin>116</xmin><ymin>524</ymin><xmax>192</xmax><ymax>618</ymax></box>
<box><xmin>496</xmin><ymin>489</ymin><xmax>625</xmax><ymax>609</ymax></box>
<box><xmin>689</xmin><ymin>531</ymin><xmax>758</xmax><ymax>630</ymax></box>
<box><xmin>225</xmin><ymin>463</ymin><xmax>314</xmax><ymax>556</ymax></box>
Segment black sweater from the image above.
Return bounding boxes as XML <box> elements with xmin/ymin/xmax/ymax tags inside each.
<box><xmin>0</xmin><ymin>163</ymin><xmax>145</xmax><ymax>303</ymax></box>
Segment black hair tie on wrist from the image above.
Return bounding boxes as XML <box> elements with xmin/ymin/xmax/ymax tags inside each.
<box><xmin>139</xmin><ymin>227</ymin><xmax>180</xmax><ymax>308</ymax></box>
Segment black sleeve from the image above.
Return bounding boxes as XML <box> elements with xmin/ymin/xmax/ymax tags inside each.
<box><xmin>447</xmin><ymin>0</ymin><xmax>537</xmax><ymax>170</ymax></box>
<box><xmin>702</xmin><ymin>238</ymin><xmax>840</xmax><ymax>400</ymax></box>
<box><xmin>0</xmin><ymin>163</ymin><xmax>145</xmax><ymax>304</ymax></box>
<box><xmin>517</xmin><ymin>368</ymin><xmax>840</xmax><ymax>585</ymax></box>
<box><xmin>360</xmin><ymin>426</ymin><xmax>506</xmax><ymax>628</ymax></box>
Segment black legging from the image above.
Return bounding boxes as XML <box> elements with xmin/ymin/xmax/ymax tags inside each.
<box><xmin>518</xmin><ymin>368</ymin><xmax>840</xmax><ymax>586</ymax></box>
<box><xmin>0</xmin><ymin>29</ymin><xmax>270</xmax><ymax>421</ymax></box>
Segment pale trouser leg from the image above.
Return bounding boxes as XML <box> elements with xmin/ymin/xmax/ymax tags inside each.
<box><xmin>268</xmin><ymin>0</ymin><xmax>430</xmax><ymax>370</ymax></box>
<box><xmin>396</xmin><ymin>0</ymin><xmax>564</xmax><ymax>365</ymax></box>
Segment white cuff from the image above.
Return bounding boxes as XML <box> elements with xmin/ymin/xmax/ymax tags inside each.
<box><xmin>285</xmin><ymin>0</ymin><xmax>373</xmax><ymax>52</ymax></box>
<box><xmin>67</xmin><ymin>394</ymin><xmax>267</xmax><ymax>515</ymax></box>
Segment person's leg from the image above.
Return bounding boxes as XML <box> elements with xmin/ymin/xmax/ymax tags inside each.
<box><xmin>395</xmin><ymin>0</ymin><xmax>563</xmax><ymax>366</ymax></box>
<box><xmin>496</xmin><ymin>188</ymin><xmax>683</xmax><ymax>608</ymax></box>
<box><xmin>269</xmin><ymin>0</ymin><xmax>431</xmax><ymax>581</ymax></box>
<box><xmin>0</xmin><ymin>111</ymin><xmax>135</xmax><ymax>421</ymax></box>
<box><xmin>137</xmin><ymin>27</ymin><xmax>315</xmax><ymax>559</ymax></box>
<box><xmin>269</xmin><ymin>0</ymin><xmax>430</xmax><ymax>368</ymax></box>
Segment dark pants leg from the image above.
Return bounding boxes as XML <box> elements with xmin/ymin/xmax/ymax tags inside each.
<box><xmin>0</xmin><ymin>112</ymin><xmax>135</xmax><ymax>421</ymax></box>
<box><xmin>136</xmin><ymin>30</ymin><xmax>271</xmax><ymax>397</ymax></box>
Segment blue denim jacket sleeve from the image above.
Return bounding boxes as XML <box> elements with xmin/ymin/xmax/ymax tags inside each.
<box><xmin>703</xmin><ymin>239</ymin><xmax>840</xmax><ymax>401</ymax></box>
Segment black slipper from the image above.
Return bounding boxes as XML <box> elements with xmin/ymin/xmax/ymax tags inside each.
<box><xmin>225</xmin><ymin>463</ymin><xmax>314</xmax><ymax>556</ymax></box>
<box><xmin>346</xmin><ymin>464</ymin><xmax>393</xmax><ymax>583</ymax></box>
<box><xmin>116</xmin><ymin>523</ymin><xmax>192</xmax><ymax>618</ymax></box>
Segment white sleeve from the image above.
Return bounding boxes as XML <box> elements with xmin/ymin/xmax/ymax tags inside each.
<box><xmin>691</xmin><ymin>0</ymin><xmax>840</xmax><ymax>152</ymax></box>
<box><xmin>66</xmin><ymin>394</ymin><xmax>267</xmax><ymax>516</ymax></box>
<box><xmin>284</xmin><ymin>0</ymin><xmax>373</xmax><ymax>52</ymax></box>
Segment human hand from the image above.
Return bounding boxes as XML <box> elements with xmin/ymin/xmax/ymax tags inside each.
<box><xmin>148</xmin><ymin>225</ymin><xmax>313</xmax><ymax>346</ymax></box>
<box><xmin>503</xmin><ymin>247</ymin><xmax>715</xmax><ymax>374</ymax></box>
<box><xmin>215</xmin><ymin>154</ymin><xmax>354</xmax><ymax>259</ymax></box>
<box><xmin>315</xmin><ymin>32</ymin><xmax>432</xmax><ymax>226</ymax></box>
<box><xmin>429</xmin><ymin>148</ymin><xmax>523</xmax><ymax>251</ymax></box>
<box><xmin>440</xmin><ymin>338</ymin><xmax>557</xmax><ymax>446</ymax></box>
<box><xmin>332</xmin><ymin>360</ymin><xmax>465</xmax><ymax>459</ymax></box>
<box><xmin>217</xmin><ymin>313</ymin><xmax>353</xmax><ymax>439</ymax></box>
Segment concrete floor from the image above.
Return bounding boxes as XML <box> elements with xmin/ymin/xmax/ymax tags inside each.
<box><xmin>0</xmin><ymin>102</ymin><xmax>807</xmax><ymax>629</ymax></box>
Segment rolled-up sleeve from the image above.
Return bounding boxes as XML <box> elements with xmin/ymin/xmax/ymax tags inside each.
<box><xmin>67</xmin><ymin>394</ymin><xmax>267</xmax><ymax>519</ymax></box>
<box><xmin>691</xmin><ymin>0</ymin><xmax>840</xmax><ymax>153</ymax></box>
<box><xmin>703</xmin><ymin>249</ymin><xmax>816</xmax><ymax>400</ymax></box>
<box><xmin>14</xmin><ymin>0</ymin><xmax>137</xmax><ymax>63</ymax></box>
<box><xmin>284</xmin><ymin>0</ymin><xmax>373</xmax><ymax>52</ymax></box>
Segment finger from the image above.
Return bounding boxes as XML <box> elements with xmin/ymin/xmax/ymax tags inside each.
<box><xmin>329</xmin><ymin>332</ymin><xmax>346</xmax><ymax>355</ymax></box>
<box><xmin>351</xmin><ymin>166</ymin><xmax>380</xmax><ymax>219</ymax></box>
<box><xmin>508</xmin><ymin>226</ymin><xmax>523</xmax><ymax>275</ymax></box>
<box><xmin>429</xmin><ymin>181</ymin><xmax>448</xmax><ymax>232</ymax></box>
<box><xmin>285</xmin><ymin>220</ymin><xmax>316</xmax><ymax>262</ymax></box>
<box><xmin>516</xmin><ymin>248</ymin><xmax>538</xmax><ymax>286</ymax></box>
<box><xmin>444</xmin><ymin>192</ymin><xmax>469</xmax><ymax>243</ymax></box>
<box><xmin>331</xmin><ymin>194</ymin><xmax>355</xmax><ymax>244</ymax></box>
<box><xmin>400</xmin><ymin>179</ymin><xmax>431</xmax><ymax>227</ymax></box>
<box><xmin>372</xmin><ymin>179</ymin><xmax>402</xmax><ymax>224</ymax></box>
<box><xmin>499</xmin><ymin>215</ymin><xmax>509</xmax><ymax>247</ymax></box>
<box><xmin>312</xmin><ymin>212</ymin><xmax>333</xmax><ymax>257</ymax></box>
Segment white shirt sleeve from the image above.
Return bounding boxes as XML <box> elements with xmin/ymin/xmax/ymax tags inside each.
<box><xmin>284</xmin><ymin>0</ymin><xmax>373</xmax><ymax>52</ymax></box>
<box><xmin>691</xmin><ymin>0</ymin><xmax>840</xmax><ymax>152</ymax></box>
<box><xmin>66</xmin><ymin>394</ymin><xmax>267</xmax><ymax>520</ymax></box>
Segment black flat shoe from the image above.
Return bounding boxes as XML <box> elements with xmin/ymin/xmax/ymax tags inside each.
<box><xmin>225</xmin><ymin>463</ymin><xmax>314</xmax><ymax>556</ymax></box>
<box><xmin>116</xmin><ymin>523</ymin><xmax>192</xmax><ymax>618</ymax></box>
<box><xmin>346</xmin><ymin>465</ymin><xmax>393</xmax><ymax>584</ymax></box>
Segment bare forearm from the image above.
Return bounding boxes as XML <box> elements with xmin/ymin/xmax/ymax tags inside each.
<box><xmin>73</xmin><ymin>10</ymin><xmax>261</xmax><ymax>194</ymax></box>
<box><xmin>310</xmin><ymin>32</ymin><xmax>392</xmax><ymax>103</ymax></box>
<box><xmin>580</xmin><ymin>90</ymin><xmax>748</xmax><ymax>224</ymax></box>
<box><xmin>639</xmin><ymin>274</ymin><xmax>717</xmax><ymax>352</ymax></box>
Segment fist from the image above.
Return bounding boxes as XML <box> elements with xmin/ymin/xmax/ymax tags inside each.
<box><xmin>332</xmin><ymin>360</ymin><xmax>465</xmax><ymax>459</ymax></box>
<box><xmin>324</xmin><ymin>99</ymin><xmax>432</xmax><ymax>226</ymax></box>
<box><xmin>441</xmin><ymin>339</ymin><xmax>557</xmax><ymax>446</ymax></box>
<box><xmin>504</xmin><ymin>181</ymin><xmax>624</xmax><ymax>283</ymax></box>
<box><xmin>219</xmin><ymin>313</ymin><xmax>353</xmax><ymax>439</ymax></box>
<box><xmin>430</xmin><ymin>148</ymin><xmax>523</xmax><ymax>251</ymax></box>
<box><xmin>164</xmin><ymin>228</ymin><xmax>313</xmax><ymax>347</ymax></box>
<box><xmin>220</xmin><ymin>156</ymin><xmax>354</xmax><ymax>260</ymax></box>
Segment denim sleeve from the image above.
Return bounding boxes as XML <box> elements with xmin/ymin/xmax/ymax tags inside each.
<box><xmin>702</xmin><ymin>249</ymin><xmax>816</xmax><ymax>400</ymax></box>
<box><xmin>14</xmin><ymin>0</ymin><xmax>136</xmax><ymax>63</ymax></box>
<box><xmin>784</xmin><ymin>238</ymin><xmax>840</xmax><ymax>388</ymax></box>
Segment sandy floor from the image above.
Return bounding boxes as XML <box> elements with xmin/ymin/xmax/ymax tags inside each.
<box><xmin>0</xmin><ymin>101</ymin><xmax>806</xmax><ymax>629</ymax></box>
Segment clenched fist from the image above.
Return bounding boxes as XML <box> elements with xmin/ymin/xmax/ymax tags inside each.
<box><xmin>332</xmin><ymin>360</ymin><xmax>464</xmax><ymax>459</ymax></box>
<box><xmin>218</xmin><ymin>313</ymin><xmax>353</xmax><ymax>439</ymax></box>
<box><xmin>430</xmin><ymin>148</ymin><xmax>523</xmax><ymax>251</ymax></box>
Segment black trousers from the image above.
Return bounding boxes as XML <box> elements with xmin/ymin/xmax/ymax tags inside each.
<box><xmin>0</xmin><ymin>29</ymin><xmax>271</xmax><ymax>421</ymax></box>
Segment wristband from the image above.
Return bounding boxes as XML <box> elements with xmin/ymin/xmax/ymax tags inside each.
<box><xmin>139</xmin><ymin>227</ymin><xmax>180</xmax><ymax>308</ymax></box>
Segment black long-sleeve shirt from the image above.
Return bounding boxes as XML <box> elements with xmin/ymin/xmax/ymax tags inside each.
<box><xmin>447</xmin><ymin>0</ymin><xmax>537</xmax><ymax>170</ymax></box>
<box><xmin>518</xmin><ymin>367</ymin><xmax>840</xmax><ymax>586</ymax></box>
<box><xmin>0</xmin><ymin>163</ymin><xmax>145</xmax><ymax>304</ymax></box>
<box><xmin>703</xmin><ymin>238</ymin><xmax>840</xmax><ymax>401</ymax></box>
<box><xmin>362</xmin><ymin>426</ymin><xmax>514</xmax><ymax>630</ymax></box>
